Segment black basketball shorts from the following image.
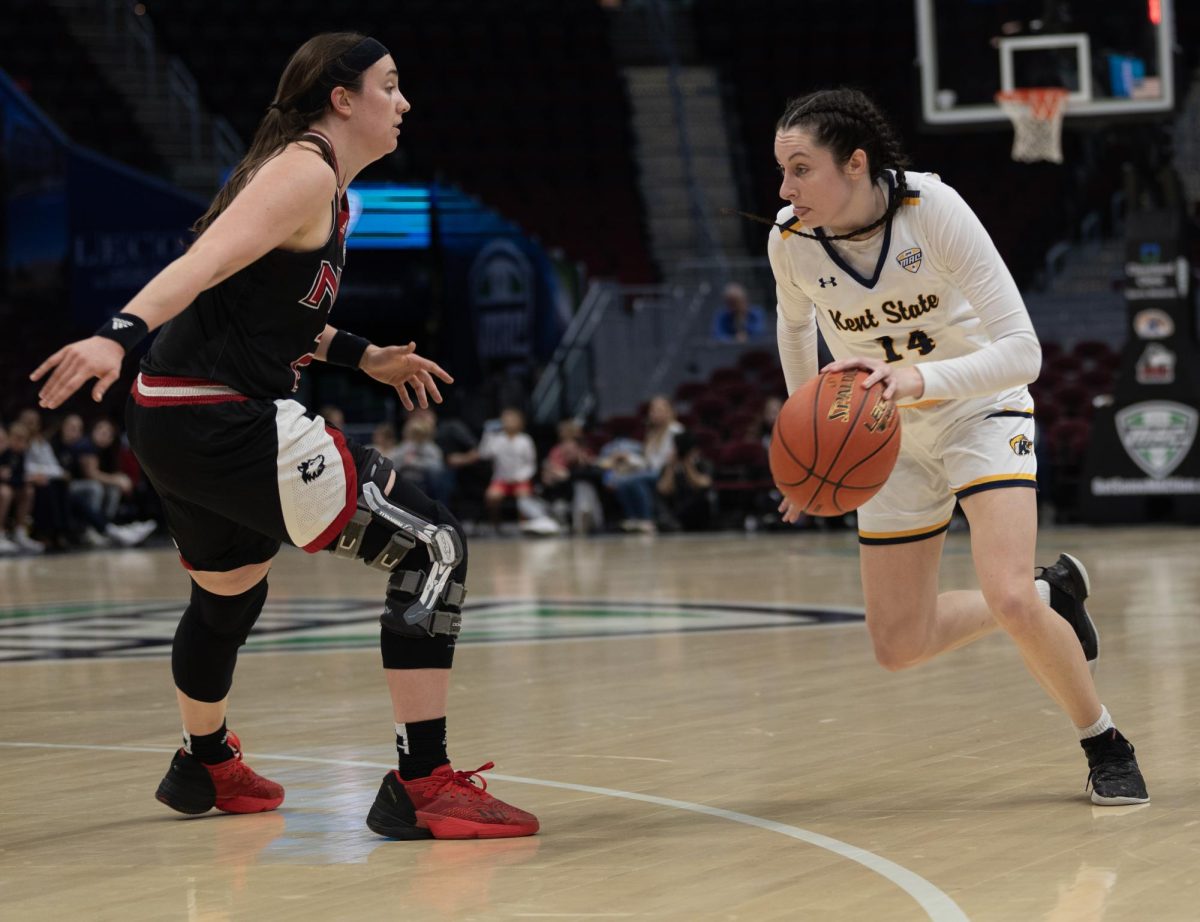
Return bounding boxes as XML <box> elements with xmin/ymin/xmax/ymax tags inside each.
<box><xmin>126</xmin><ymin>373</ymin><xmax>360</xmax><ymax>572</ymax></box>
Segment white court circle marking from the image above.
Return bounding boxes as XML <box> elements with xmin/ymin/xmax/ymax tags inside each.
<box><xmin>0</xmin><ymin>741</ymin><xmax>968</xmax><ymax>921</ymax></box>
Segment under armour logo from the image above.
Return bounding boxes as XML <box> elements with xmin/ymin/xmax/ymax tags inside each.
<box><xmin>111</xmin><ymin>318</ymin><xmax>134</xmax><ymax>329</ymax></box>
<box><xmin>819</xmin><ymin>276</ymin><xmax>837</xmax><ymax>288</ymax></box>
<box><xmin>298</xmin><ymin>454</ymin><xmax>326</xmax><ymax>483</ymax></box>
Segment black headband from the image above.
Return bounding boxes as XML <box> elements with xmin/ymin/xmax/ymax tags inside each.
<box><xmin>283</xmin><ymin>37</ymin><xmax>391</xmax><ymax>115</ymax></box>
<box><xmin>339</xmin><ymin>37</ymin><xmax>390</xmax><ymax>75</ymax></box>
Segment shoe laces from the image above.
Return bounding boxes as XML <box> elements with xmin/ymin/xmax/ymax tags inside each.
<box><xmin>1083</xmin><ymin>732</ymin><xmax>1138</xmax><ymax>792</ymax></box>
<box><xmin>425</xmin><ymin>762</ymin><xmax>496</xmax><ymax>800</ymax></box>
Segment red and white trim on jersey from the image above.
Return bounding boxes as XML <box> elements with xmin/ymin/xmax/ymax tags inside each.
<box><xmin>304</xmin><ymin>425</ymin><xmax>358</xmax><ymax>553</ymax></box>
<box><xmin>131</xmin><ymin>374</ymin><xmax>247</xmax><ymax>407</ymax></box>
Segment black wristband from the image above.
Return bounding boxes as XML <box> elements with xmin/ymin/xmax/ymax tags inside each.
<box><xmin>326</xmin><ymin>329</ymin><xmax>370</xmax><ymax>369</ymax></box>
<box><xmin>94</xmin><ymin>312</ymin><xmax>149</xmax><ymax>354</ymax></box>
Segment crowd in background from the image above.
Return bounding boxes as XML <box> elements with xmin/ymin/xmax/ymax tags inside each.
<box><xmin>0</xmin><ymin>295</ymin><xmax>835</xmax><ymax>557</ymax></box>
<box><xmin>362</xmin><ymin>391</ymin><xmax>793</xmax><ymax>540</ymax></box>
<box><xmin>0</xmin><ymin>407</ymin><xmax>157</xmax><ymax>555</ymax></box>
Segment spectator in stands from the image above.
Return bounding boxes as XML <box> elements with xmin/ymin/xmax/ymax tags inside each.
<box><xmin>17</xmin><ymin>408</ymin><xmax>69</xmax><ymax>550</ymax></box>
<box><xmin>1</xmin><ymin>422</ymin><xmax>44</xmax><ymax>553</ymax></box>
<box><xmin>371</xmin><ymin>422</ymin><xmax>398</xmax><ymax>457</ymax></box>
<box><xmin>319</xmin><ymin>404</ymin><xmax>346</xmax><ymax>430</ymax></box>
<box><xmin>602</xmin><ymin>396</ymin><xmax>683</xmax><ymax>533</ymax></box>
<box><xmin>759</xmin><ymin>395</ymin><xmax>783</xmax><ymax>449</ymax></box>
<box><xmin>712</xmin><ymin>282</ymin><xmax>767</xmax><ymax>342</ymax></box>
<box><xmin>392</xmin><ymin>410</ymin><xmax>451</xmax><ymax>506</ymax></box>
<box><xmin>86</xmin><ymin>418</ymin><xmax>134</xmax><ymax>523</ymax></box>
<box><xmin>541</xmin><ymin>418</ymin><xmax>603</xmax><ymax>533</ymax></box>
<box><xmin>434</xmin><ymin>411</ymin><xmax>489</xmax><ymax>517</ymax></box>
<box><xmin>55</xmin><ymin>413</ymin><xmax>155</xmax><ymax>548</ymax></box>
<box><xmin>478</xmin><ymin>408</ymin><xmax>558</xmax><ymax>534</ymax></box>
<box><xmin>0</xmin><ymin>425</ymin><xmax>18</xmax><ymax>554</ymax></box>
<box><xmin>657</xmin><ymin>431</ymin><xmax>715</xmax><ymax>531</ymax></box>
<box><xmin>644</xmin><ymin>396</ymin><xmax>684</xmax><ymax>473</ymax></box>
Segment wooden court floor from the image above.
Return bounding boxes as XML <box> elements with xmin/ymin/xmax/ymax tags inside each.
<box><xmin>2</xmin><ymin>526</ymin><xmax>1199</xmax><ymax>921</ymax></box>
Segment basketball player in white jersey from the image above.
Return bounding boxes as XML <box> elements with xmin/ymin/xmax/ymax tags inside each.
<box><xmin>766</xmin><ymin>88</ymin><xmax>1147</xmax><ymax>804</ymax></box>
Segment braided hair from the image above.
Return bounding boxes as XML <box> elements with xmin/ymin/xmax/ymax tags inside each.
<box><xmin>775</xmin><ymin>88</ymin><xmax>910</xmax><ymax>241</ymax></box>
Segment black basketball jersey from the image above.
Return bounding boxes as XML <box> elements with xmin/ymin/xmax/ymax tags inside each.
<box><xmin>143</xmin><ymin>132</ymin><xmax>350</xmax><ymax>398</ymax></box>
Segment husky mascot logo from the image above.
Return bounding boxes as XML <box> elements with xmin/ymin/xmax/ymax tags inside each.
<box><xmin>1009</xmin><ymin>434</ymin><xmax>1033</xmax><ymax>456</ymax></box>
<box><xmin>298</xmin><ymin>454</ymin><xmax>327</xmax><ymax>484</ymax></box>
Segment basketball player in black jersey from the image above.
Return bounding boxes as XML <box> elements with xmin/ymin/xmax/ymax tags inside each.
<box><xmin>31</xmin><ymin>33</ymin><xmax>538</xmax><ymax>839</ymax></box>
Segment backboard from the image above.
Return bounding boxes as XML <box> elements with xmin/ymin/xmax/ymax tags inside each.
<box><xmin>916</xmin><ymin>0</ymin><xmax>1176</xmax><ymax>126</ymax></box>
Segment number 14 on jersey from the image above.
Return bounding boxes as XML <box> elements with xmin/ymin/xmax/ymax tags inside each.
<box><xmin>876</xmin><ymin>330</ymin><xmax>936</xmax><ymax>363</ymax></box>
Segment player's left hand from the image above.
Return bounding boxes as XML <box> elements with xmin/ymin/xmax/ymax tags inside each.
<box><xmin>361</xmin><ymin>342</ymin><xmax>454</xmax><ymax>411</ymax></box>
<box><xmin>820</xmin><ymin>357</ymin><xmax>925</xmax><ymax>402</ymax></box>
<box><xmin>30</xmin><ymin>336</ymin><xmax>126</xmax><ymax>409</ymax></box>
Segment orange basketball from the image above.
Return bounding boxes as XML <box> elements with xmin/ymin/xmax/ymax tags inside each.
<box><xmin>769</xmin><ymin>369</ymin><xmax>901</xmax><ymax>516</ymax></box>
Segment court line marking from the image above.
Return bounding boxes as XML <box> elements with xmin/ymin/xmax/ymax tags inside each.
<box><xmin>0</xmin><ymin>741</ymin><xmax>968</xmax><ymax>922</ymax></box>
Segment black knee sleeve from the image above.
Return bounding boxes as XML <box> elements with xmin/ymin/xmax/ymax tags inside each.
<box><xmin>380</xmin><ymin>625</ymin><xmax>457</xmax><ymax>669</ymax></box>
<box><xmin>172</xmin><ymin>577</ymin><xmax>269</xmax><ymax>702</ymax></box>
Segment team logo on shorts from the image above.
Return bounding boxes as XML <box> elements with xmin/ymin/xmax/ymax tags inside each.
<box><xmin>896</xmin><ymin>247</ymin><xmax>923</xmax><ymax>273</ymax></box>
<box><xmin>298</xmin><ymin>454</ymin><xmax>327</xmax><ymax>483</ymax></box>
<box><xmin>1009</xmin><ymin>434</ymin><xmax>1033</xmax><ymax>456</ymax></box>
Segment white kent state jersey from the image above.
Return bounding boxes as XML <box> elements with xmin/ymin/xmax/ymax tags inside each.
<box><xmin>769</xmin><ymin>171</ymin><xmax>1041</xmax><ymax>405</ymax></box>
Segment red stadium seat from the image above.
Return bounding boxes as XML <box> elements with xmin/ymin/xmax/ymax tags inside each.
<box><xmin>709</xmin><ymin>367</ymin><xmax>745</xmax><ymax>388</ymax></box>
<box><xmin>674</xmin><ymin>381</ymin><xmax>706</xmax><ymax>405</ymax></box>
<box><xmin>737</xmin><ymin>350</ymin><xmax>778</xmax><ymax>375</ymax></box>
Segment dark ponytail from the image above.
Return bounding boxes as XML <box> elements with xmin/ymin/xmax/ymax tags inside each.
<box><xmin>775</xmin><ymin>88</ymin><xmax>910</xmax><ymax>241</ymax></box>
<box><xmin>192</xmin><ymin>31</ymin><xmax>372</xmax><ymax>237</ymax></box>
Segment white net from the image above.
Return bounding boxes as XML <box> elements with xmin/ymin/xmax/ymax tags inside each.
<box><xmin>995</xmin><ymin>88</ymin><xmax>1069</xmax><ymax>164</ymax></box>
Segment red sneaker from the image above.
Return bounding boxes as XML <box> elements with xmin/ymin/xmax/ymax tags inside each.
<box><xmin>155</xmin><ymin>731</ymin><xmax>285</xmax><ymax>815</ymax></box>
<box><xmin>366</xmin><ymin>762</ymin><xmax>538</xmax><ymax>839</ymax></box>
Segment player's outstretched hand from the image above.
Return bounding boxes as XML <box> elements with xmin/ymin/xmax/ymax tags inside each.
<box><xmin>30</xmin><ymin>337</ymin><xmax>126</xmax><ymax>409</ymax></box>
<box><xmin>820</xmin><ymin>357</ymin><xmax>925</xmax><ymax>403</ymax></box>
<box><xmin>361</xmin><ymin>342</ymin><xmax>454</xmax><ymax>411</ymax></box>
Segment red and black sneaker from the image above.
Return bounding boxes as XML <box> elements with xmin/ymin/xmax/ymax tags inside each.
<box><xmin>366</xmin><ymin>762</ymin><xmax>539</xmax><ymax>840</ymax></box>
<box><xmin>155</xmin><ymin>731</ymin><xmax>285</xmax><ymax>815</ymax></box>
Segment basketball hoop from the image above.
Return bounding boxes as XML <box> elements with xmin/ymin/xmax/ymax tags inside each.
<box><xmin>995</xmin><ymin>88</ymin><xmax>1069</xmax><ymax>164</ymax></box>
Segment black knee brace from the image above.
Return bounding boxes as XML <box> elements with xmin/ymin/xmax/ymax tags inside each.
<box><xmin>172</xmin><ymin>578</ymin><xmax>269</xmax><ymax>703</ymax></box>
<box><xmin>380</xmin><ymin>501</ymin><xmax>467</xmax><ymax>670</ymax></box>
<box><xmin>331</xmin><ymin>447</ymin><xmax>468</xmax><ymax>641</ymax></box>
<box><xmin>332</xmin><ymin>449</ymin><xmax>418</xmax><ymax>569</ymax></box>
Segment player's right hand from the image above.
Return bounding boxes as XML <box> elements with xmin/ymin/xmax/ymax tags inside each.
<box><xmin>778</xmin><ymin>496</ymin><xmax>804</xmax><ymax>524</ymax></box>
<box><xmin>30</xmin><ymin>337</ymin><xmax>126</xmax><ymax>409</ymax></box>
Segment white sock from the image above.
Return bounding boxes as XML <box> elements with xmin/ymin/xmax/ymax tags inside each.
<box><xmin>1077</xmin><ymin>705</ymin><xmax>1114</xmax><ymax>740</ymax></box>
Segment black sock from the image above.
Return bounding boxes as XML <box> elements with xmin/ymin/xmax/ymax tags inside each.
<box><xmin>396</xmin><ymin>717</ymin><xmax>449</xmax><ymax>780</ymax></box>
<box><xmin>185</xmin><ymin>722</ymin><xmax>234</xmax><ymax>764</ymax></box>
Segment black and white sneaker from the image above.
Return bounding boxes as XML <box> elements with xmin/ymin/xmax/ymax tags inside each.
<box><xmin>1081</xmin><ymin>728</ymin><xmax>1150</xmax><ymax>805</ymax></box>
<box><xmin>1036</xmin><ymin>553</ymin><xmax>1099</xmax><ymax>674</ymax></box>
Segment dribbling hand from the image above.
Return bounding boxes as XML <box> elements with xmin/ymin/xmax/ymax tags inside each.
<box><xmin>777</xmin><ymin>496</ymin><xmax>804</xmax><ymax>524</ymax></box>
<box><xmin>30</xmin><ymin>337</ymin><xmax>126</xmax><ymax>409</ymax></box>
<box><xmin>820</xmin><ymin>357</ymin><xmax>925</xmax><ymax>402</ymax></box>
<box><xmin>361</xmin><ymin>342</ymin><xmax>454</xmax><ymax>411</ymax></box>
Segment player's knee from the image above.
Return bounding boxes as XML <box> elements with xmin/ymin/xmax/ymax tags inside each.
<box><xmin>379</xmin><ymin>505</ymin><xmax>464</xmax><ymax>667</ymax></box>
<box><xmin>866</xmin><ymin>617</ymin><xmax>927</xmax><ymax>671</ymax></box>
<box><xmin>985</xmin><ymin>585</ymin><xmax>1043</xmax><ymax>637</ymax></box>
<box><xmin>172</xmin><ymin>577</ymin><xmax>268</xmax><ymax>702</ymax></box>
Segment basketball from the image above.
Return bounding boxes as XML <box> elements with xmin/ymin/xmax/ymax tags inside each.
<box><xmin>769</xmin><ymin>369</ymin><xmax>901</xmax><ymax>516</ymax></box>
